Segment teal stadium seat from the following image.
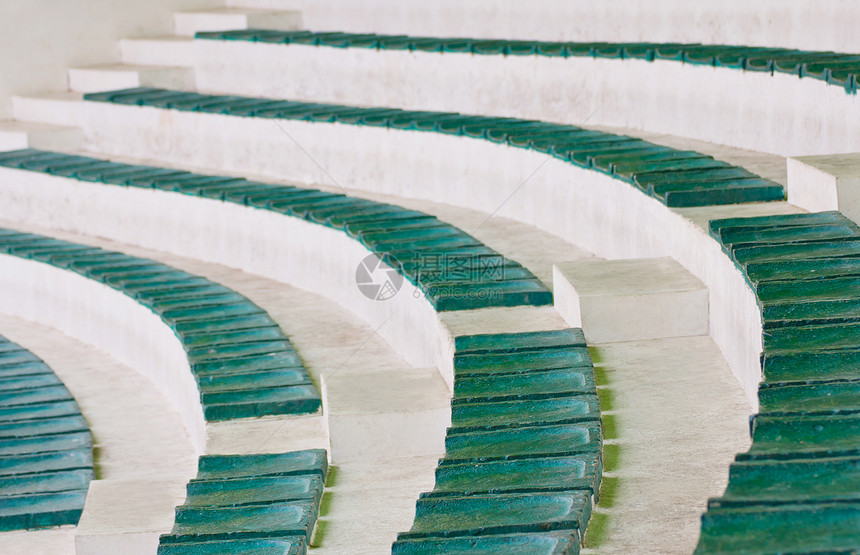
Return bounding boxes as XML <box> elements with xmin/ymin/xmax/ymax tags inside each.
<box><xmin>0</xmin><ymin>335</ymin><xmax>93</xmax><ymax>531</ymax></box>
<box><xmin>0</xmin><ymin>228</ymin><xmax>320</xmax><ymax>421</ymax></box>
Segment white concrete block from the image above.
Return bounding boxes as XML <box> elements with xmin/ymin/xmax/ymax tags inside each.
<box><xmin>788</xmin><ymin>153</ymin><xmax>860</xmax><ymax>225</ymax></box>
<box><xmin>174</xmin><ymin>8</ymin><xmax>302</xmax><ymax>36</ymax></box>
<box><xmin>120</xmin><ymin>36</ymin><xmax>196</xmax><ymax>67</ymax></box>
<box><xmin>322</xmin><ymin>367</ymin><xmax>450</xmax><ymax>464</ymax></box>
<box><xmin>75</xmin><ymin>479</ymin><xmax>188</xmax><ymax>555</ymax></box>
<box><xmin>206</xmin><ymin>414</ymin><xmax>329</xmax><ymax>455</ymax></box>
<box><xmin>0</xmin><ymin>120</ymin><xmax>82</xmax><ymax>151</ymax></box>
<box><xmin>68</xmin><ymin>64</ymin><xmax>194</xmax><ymax>93</ymax></box>
<box><xmin>553</xmin><ymin>257</ymin><xmax>709</xmax><ymax>343</ymax></box>
<box><xmin>12</xmin><ymin>92</ymin><xmax>84</xmax><ymax>127</ymax></box>
<box><xmin>227</xmin><ymin>0</ymin><xmax>303</xmax><ymax>9</ymax></box>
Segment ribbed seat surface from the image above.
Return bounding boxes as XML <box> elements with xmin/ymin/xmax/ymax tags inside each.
<box><xmin>80</xmin><ymin>88</ymin><xmax>784</xmax><ymax>208</ymax></box>
<box><xmin>158</xmin><ymin>450</ymin><xmax>327</xmax><ymax>555</ymax></box>
<box><xmin>697</xmin><ymin>211</ymin><xmax>860</xmax><ymax>552</ymax></box>
<box><xmin>0</xmin><ymin>334</ymin><xmax>93</xmax><ymax>532</ymax></box>
<box><xmin>394</xmin><ymin>329</ymin><xmax>601</xmax><ymax>552</ymax></box>
<box><xmin>197</xmin><ymin>30</ymin><xmax>860</xmax><ymax>95</ymax></box>
<box><xmin>0</xmin><ymin>149</ymin><xmax>552</xmax><ymax>311</ymax></box>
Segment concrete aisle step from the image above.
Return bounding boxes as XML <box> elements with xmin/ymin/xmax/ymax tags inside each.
<box><xmin>553</xmin><ymin>257</ymin><xmax>709</xmax><ymax>343</ymax></box>
<box><xmin>119</xmin><ymin>37</ymin><xmax>196</xmax><ymax>68</ymax></box>
<box><xmin>0</xmin><ymin>121</ymin><xmax>81</xmax><ymax>152</ymax></box>
<box><xmin>579</xmin><ymin>336</ymin><xmax>751</xmax><ymax>554</ymax></box>
<box><xmin>550</xmin><ymin>251</ymin><xmax>749</xmax><ymax>552</ymax></box>
<box><xmin>174</xmin><ymin>8</ymin><xmax>302</xmax><ymax>37</ymax></box>
<box><xmin>68</xmin><ymin>65</ymin><xmax>194</xmax><ymax>94</ymax></box>
<box><xmin>788</xmin><ymin>153</ymin><xmax>860</xmax><ymax>226</ymax></box>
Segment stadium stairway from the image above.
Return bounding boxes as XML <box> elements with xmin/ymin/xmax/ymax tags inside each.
<box><xmin>2</xmin><ymin>3</ymin><xmax>858</xmax><ymax>552</ymax></box>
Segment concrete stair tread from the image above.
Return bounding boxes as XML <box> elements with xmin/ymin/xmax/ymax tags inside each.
<box><xmin>68</xmin><ymin>65</ymin><xmax>193</xmax><ymax>94</ymax></box>
<box><xmin>120</xmin><ymin>36</ymin><xmax>196</xmax><ymax>67</ymax></box>
<box><xmin>70</xmin><ymin>63</ymin><xmax>186</xmax><ymax>73</ymax></box>
<box><xmin>174</xmin><ymin>7</ymin><xmax>302</xmax><ymax>37</ymax></box>
<box><xmin>0</xmin><ymin>121</ymin><xmax>81</xmax><ymax>152</ymax></box>
<box><xmin>554</xmin><ymin>257</ymin><xmax>709</xmax><ymax>343</ymax></box>
<box><xmin>178</xmin><ymin>7</ymin><xmax>297</xmax><ymax>16</ymax></box>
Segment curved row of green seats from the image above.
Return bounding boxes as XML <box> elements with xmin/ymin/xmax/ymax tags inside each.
<box><xmin>0</xmin><ymin>148</ymin><xmax>551</xmax><ymax>311</ymax></box>
<box><xmin>82</xmin><ymin>87</ymin><xmax>785</xmax><ymax>208</ymax></box>
<box><xmin>196</xmin><ymin>30</ymin><xmax>860</xmax><ymax>94</ymax></box>
<box><xmin>0</xmin><ymin>334</ymin><xmax>93</xmax><ymax>532</ymax></box>
<box><xmin>393</xmin><ymin>329</ymin><xmax>601</xmax><ymax>554</ymax></box>
<box><xmin>696</xmin><ymin>211</ymin><xmax>860</xmax><ymax>553</ymax></box>
<box><xmin>158</xmin><ymin>449</ymin><xmax>327</xmax><ymax>555</ymax></box>
<box><xmin>0</xmin><ymin>228</ymin><xmax>320</xmax><ymax>421</ymax></box>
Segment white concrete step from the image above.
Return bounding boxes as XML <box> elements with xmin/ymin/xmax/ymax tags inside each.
<box><xmin>12</xmin><ymin>92</ymin><xmax>84</xmax><ymax>127</ymax></box>
<box><xmin>553</xmin><ymin>257</ymin><xmax>709</xmax><ymax>343</ymax></box>
<box><xmin>174</xmin><ymin>7</ymin><xmax>302</xmax><ymax>36</ymax></box>
<box><xmin>788</xmin><ymin>153</ymin><xmax>860</xmax><ymax>226</ymax></box>
<box><xmin>76</xmin><ymin>478</ymin><xmax>189</xmax><ymax>555</ymax></box>
<box><xmin>322</xmin><ymin>367</ymin><xmax>450</xmax><ymax>464</ymax></box>
<box><xmin>315</xmin><ymin>456</ymin><xmax>439</xmax><ymax>554</ymax></box>
<box><xmin>225</xmin><ymin>0</ymin><xmax>303</xmax><ymax>10</ymax></box>
<box><xmin>68</xmin><ymin>64</ymin><xmax>194</xmax><ymax>94</ymax></box>
<box><xmin>120</xmin><ymin>36</ymin><xmax>196</xmax><ymax>68</ymax></box>
<box><xmin>580</xmin><ymin>336</ymin><xmax>751</xmax><ymax>553</ymax></box>
<box><xmin>0</xmin><ymin>120</ymin><xmax>81</xmax><ymax>151</ymax></box>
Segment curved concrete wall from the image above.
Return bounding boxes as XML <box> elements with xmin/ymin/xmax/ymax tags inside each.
<box><xmin>0</xmin><ymin>169</ymin><xmax>455</xmax><ymax>387</ymax></box>
<box><xmin>0</xmin><ymin>253</ymin><xmax>204</xmax><ymax>452</ymax></box>
<box><xmin>297</xmin><ymin>0</ymin><xmax>860</xmax><ymax>53</ymax></box>
<box><xmin>193</xmin><ymin>41</ymin><xmax>860</xmax><ymax>158</ymax></box>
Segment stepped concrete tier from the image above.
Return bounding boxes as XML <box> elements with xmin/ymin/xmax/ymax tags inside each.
<box><xmin>68</xmin><ymin>65</ymin><xmax>194</xmax><ymax>95</ymax></box>
<box><xmin>694</xmin><ymin>211</ymin><xmax>860</xmax><ymax>552</ymax></box>
<box><xmin>173</xmin><ymin>8</ymin><xmax>303</xmax><ymax>37</ymax></box>
<box><xmin>81</xmin><ymin>88</ymin><xmax>785</xmax><ymax>208</ymax></box>
<box><xmin>553</xmin><ymin>257</ymin><xmax>708</xmax><ymax>343</ymax></box>
<box><xmin>0</xmin><ymin>148</ymin><xmax>557</xmax><ymax>390</ymax></box>
<box><xmin>0</xmin><ymin>148</ymin><xmax>551</xmax><ymax>312</ymax></box>
<box><xmin>551</xmin><ymin>253</ymin><xmax>749</xmax><ymax>552</ymax></box>
<box><xmin>0</xmin><ymin>169</ymin><xmax>753</xmax><ymax>552</ymax></box>
<box><xmin>788</xmin><ymin>154</ymin><xmax>860</xmax><ymax>226</ymax></box>
<box><xmin>291</xmin><ymin>0</ymin><xmax>860</xmax><ymax>54</ymax></box>
<box><xmin>0</xmin><ymin>333</ymin><xmax>93</xmax><ymax>533</ymax></box>
<box><xmin>189</xmin><ymin>30</ymin><xmax>860</xmax><ymax>157</ymax></box>
<box><xmin>120</xmin><ymin>37</ymin><xmax>197</xmax><ymax>69</ymax></box>
<box><xmin>0</xmin><ymin>222</ymin><xmax>471</xmax><ymax>553</ymax></box>
<box><xmin>0</xmin><ymin>121</ymin><xmax>81</xmax><ymax>152</ymax></box>
<box><xmin>9</xmin><ymin>88</ymin><xmax>806</xmax><ymax>404</ymax></box>
<box><xmin>0</xmin><ymin>313</ymin><xmax>198</xmax><ymax>555</ymax></box>
<box><xmin>0</xmin><ymin>226</ymin><xmax>321</xmax><ymax>453</ymax></box>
